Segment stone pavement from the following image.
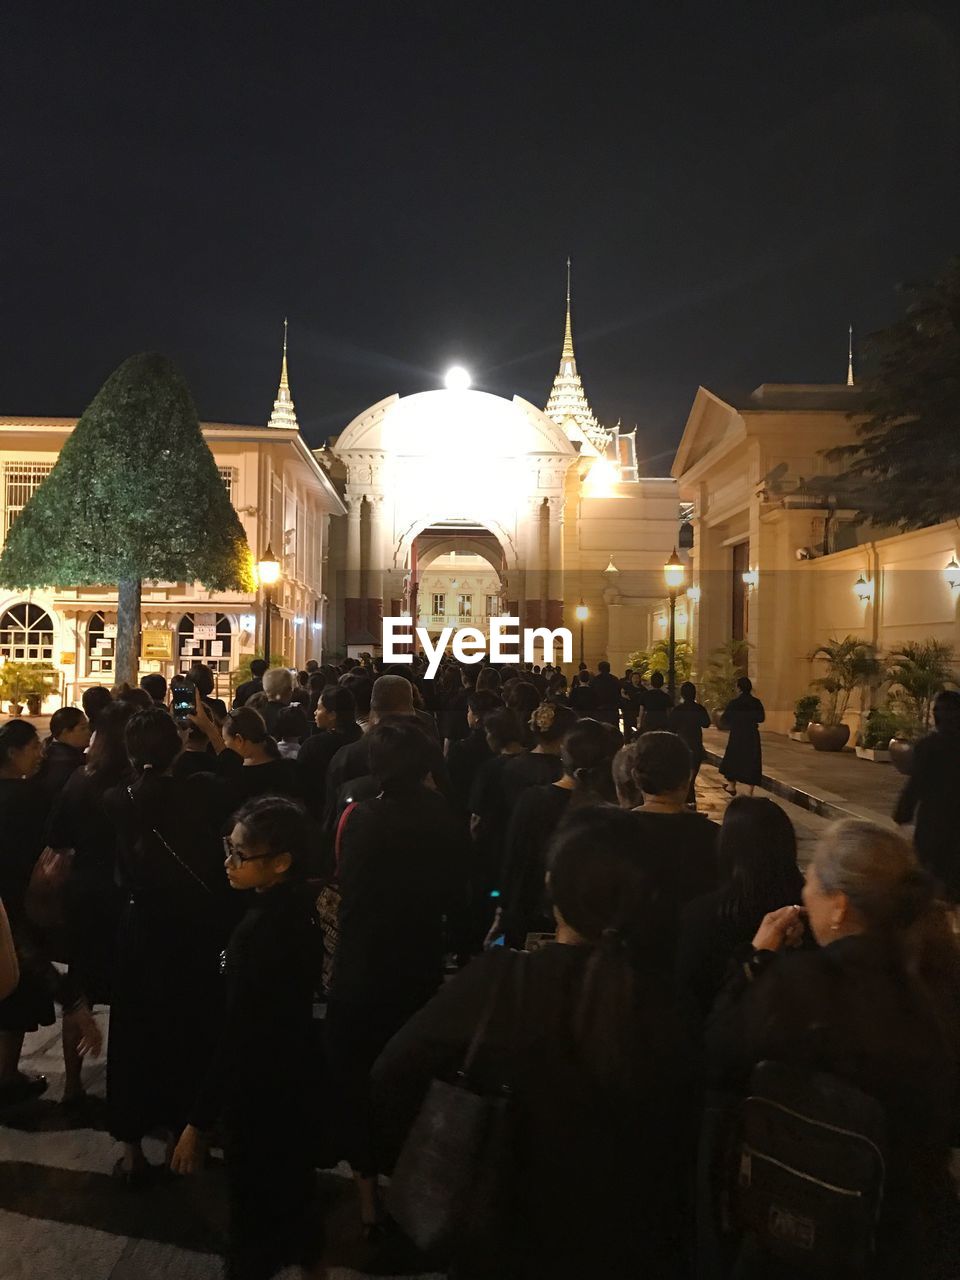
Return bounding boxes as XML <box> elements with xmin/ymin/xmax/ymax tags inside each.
<box><xmin>703</xmin><ymin>728</ymin><xmax>902</xmax><ymax>831</ymax></box>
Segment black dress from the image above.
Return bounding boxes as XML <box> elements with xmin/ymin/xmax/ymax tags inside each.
<box><xmin>104</xmin><ymin>770</ymin><xmax>238</xmax><ymax>1143</ymax></box>
<box><xmin>500</xmin><ymin>784</ymin><xmax>573</xmax><ymax>946</ymax></box>
<box><xmin>591</xmin><ymin>671</ymin><xmax>623</xmax><ymax>727</ymax></box>
<box><xmin>893</xmin><ymin>729</ymin><xmax>960</xmax><ymax>901</ymax></box>
<box><xmin>36</xmin><ymin>740</ymin><xmax>86</xmax><ymax>808</ymax></box>
<box><xmin>667</xmin><ymin>699</ymin><xmax>713</xmax><ymax>802</ymax></box>
<box><xmin>719</xmin><ymin>692</ymin><xmax>765</xmax><ymax>786</ymax></box>
<box><xmin>627</xmin><ymin>810</ymin><xmax>719</xmax><ymax>956</ymax></box>
<box><xmin>372</xmin><ymin>944</ymin><xmax>692</xmax><ymax>1279</ymax></box>
<box><xmin>706</xmin><ymin>935</ymin><xmax>960</xmax><ymax>1278</ymax></box>
<box><xmin>189</xmin><ymin>880</ymin><xmax>322</xmax><ymax>1280</ymax></box>
<box><xmin>325</xmin><ymin>786</ymin><xmax>468</xmax><ymax>1175</ymax></box>
<box><xmin>500</xmin><ymin>750</ymin><xmax>564</xmax><ymax>810</ymax></box>
<box><xmin>640</xmin><ymin>687</ymin><xmax>674</xmax><ymax>733</ymax></box>
<box><xmin>446</xmin><ymin>726</ymin><xmax>492</xmax><ymax>816</ymax></box>
<box><xmin>296</xmin><ymin>723</ymin><xmax>362</xmax><ymax>820</ymax></box>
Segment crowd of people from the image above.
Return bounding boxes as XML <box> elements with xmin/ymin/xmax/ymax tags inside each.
<box><xmin>0</xmin><ymin>652</ymin><xmax>958</xmax><ymax>1280</ymax></box>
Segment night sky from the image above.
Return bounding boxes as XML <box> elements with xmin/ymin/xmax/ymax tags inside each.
<box><xmin>3</xmin><ymin>2</ymin><xmax>958</xmax><ymax>474</ymax></box>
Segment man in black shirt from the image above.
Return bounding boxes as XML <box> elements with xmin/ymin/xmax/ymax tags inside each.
<box><xmin>233</xmin><ymin>658</ymin><xmax>268</xmax><ymax>709</ymax></box>
<box><xmin>592</xmin><ymin>661</ymin><xmax>623</xmax><ymax>729</ymax></box>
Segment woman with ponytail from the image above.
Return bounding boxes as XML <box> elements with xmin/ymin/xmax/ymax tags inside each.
<box><xmin>707</xmin><ymin>819</ymin><xmax>960</xmax><ymax>1277</ymax></box>
<box><xmin>372</xmin><ymin>806</ymin><xmax>690</xmax><ymax>1278</ymax></box>
<box><xmin>188</xmin><ymin>702</ymin><xmax>302</xmax><ymax>804</ymax></box>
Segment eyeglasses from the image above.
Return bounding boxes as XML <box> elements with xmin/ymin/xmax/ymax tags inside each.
<box><xmin>222</xmin><ymin>838</ymin><xmax>274</xmax><ymax>868</ymax></box>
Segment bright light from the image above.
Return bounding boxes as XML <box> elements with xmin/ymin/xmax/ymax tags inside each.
<box><xmin>584</xmin><ymin>458</ymin><xmax>620</xmax><ymax>495</ymax></box>
<box><xmin>574</xmin><ymin>600</ymin><xmax>589</xmax><ymax>623</ymax></box>
<box><xmin>258</xmin><ymin>544</ymin><xmax>281</xmax><ymax>586</ymax></box>
<box><xmin>663</xmin><ymin>548</ymin><xmax>685</xmax><ymax>591</ymax></box>
<box><xmin>853</xmin><ymin>574</ymin><xmax>873</xmax><ymax>604</ymax></box>
<box><xmin>293</xmin><ymin>616</ymin><xmax>304</xmax><ymax>626</ymax></box>
<box><xmin>945</xmin><ymin>556</ymin><xmax>960</xmax><ymax>591</ymax></box>
<box><xmin>686</xmin><ymin>585</ymin><xmax>701</xmax><ymax>604</ymax></box>
<box><xmin>742</xmin><ymin>568</ymin><xmax>759</xmax><ymax>588</ymax></box>
<box><xmin>444</xmin><ymin>365</ymin><xmax>471</xmax><ymax>392</ymax></box>
<box><xmin>239</xmin><ymin>613</ymin><xmax>256</xmax><ymax>631</ymax></box>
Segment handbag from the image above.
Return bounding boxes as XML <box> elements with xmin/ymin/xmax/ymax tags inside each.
<box><xmin>315</xmin><ymin>801</ymin><xmax>357</xmax><ymax>995</ymax></box>
<box><xmin>387</xmin><ymin>950</ymin><xmax>526</xmax><ymax>1261</ymax></box>
<box><xmin>25</xmin><ymin>845</ymin><xmax>75</xmax><ymax>930</ymax></box>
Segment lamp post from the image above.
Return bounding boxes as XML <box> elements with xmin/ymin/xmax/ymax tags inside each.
<box><xmin>574</xmin><ymin>599</ymin><xmax>589</xmax><ymax>667</ymax></box>
<box><xmin>258</xmin><ymin>544</ymin><xmax>281</xmax><ymax>665</ymax></box>
<box><xmin>663</xmin><ymin>548</ymin><xmax>686</xmax><ymax>701</ymax></box>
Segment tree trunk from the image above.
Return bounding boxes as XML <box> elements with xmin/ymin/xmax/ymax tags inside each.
<box><xmin>115</xmin><ymin>577</ymin><xmax>142</xmax><ymax>687</ymax></box>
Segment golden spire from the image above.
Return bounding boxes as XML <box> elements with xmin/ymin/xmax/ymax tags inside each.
<box><xmin>268</xmin><ymin>318</ymin><xmax>299</xmax><ymax>430</ymax></box>
<box><xmin>847</xmin><ymin>323</ymin><xmax>855</xmax><ymax>387</ymax></box>
<box><xmin>280</xmin><ymin>316</ymin><xmax>290</xmax><ymax>390</ymax></box>
<box><xmin>562</xmin><ymin>257</ymin><xmax>574</xmax><ymax>362</ymax></box>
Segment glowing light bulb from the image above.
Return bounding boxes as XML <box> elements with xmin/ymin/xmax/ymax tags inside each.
<box><xmin>444</xmin><ymin>366</ymin><xmax>471</xmax><ymax>392</ymax></box>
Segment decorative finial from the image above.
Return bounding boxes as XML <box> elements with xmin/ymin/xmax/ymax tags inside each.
<box><xmin>562</xmin><ymin>257</ymin><xmax>574</xmax><ymax>361</ymax></box>
<box><xmin>847</xmin><ymin>323</ymin><xmax>855</xmax><ymax>387</ymax></box>
<box><xmin>280</xmin><ymin>317</ymin><xmax>290</xmax><ymax>390</ymax></box>
<box><xmin>268</xmin><ymin>318</ymin><xmax>299</xmax><ymax>430</ymax></box>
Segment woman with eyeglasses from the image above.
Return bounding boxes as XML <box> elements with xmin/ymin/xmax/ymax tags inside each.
<box><xmin>171</xmin><ymin>795</ymin><xmax>324</xmax><ymax>1280</ymax></box>
<box><xmin>104</xmin><ymin>708</ymin><xmax>237</xmax><ymax>1185</ymax></box>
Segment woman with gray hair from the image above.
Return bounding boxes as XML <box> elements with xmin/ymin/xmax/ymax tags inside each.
<box><xmin>706</xmin><ymin>819</ymin><xmax>960</xmax><ymax>1277</ymax></box>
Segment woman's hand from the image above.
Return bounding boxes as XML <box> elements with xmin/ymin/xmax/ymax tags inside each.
<box><xmin>170</xmin><ymin>1124</ymin><xmax>207</xmax><ymax>1175</ymax></box>
<box><xmin>64</xmin><ymin>1002</ymin><xmax>103</xmax><ymax>1058</ymax></box>
<box><xmin>752</xmin><ymin>905</ymin><xmax>804</xmax><ymax>953</ymax></box>
<box><xmin>187</xmin><ymin>691</ymin><xmax>224</xmax><ymax>752</ymax></box>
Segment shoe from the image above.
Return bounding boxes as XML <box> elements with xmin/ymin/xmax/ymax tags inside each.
<box><xmin>0</xmin><ymin>1073</ymin><xmax>48</xmax><ymax>1106</ymax></box>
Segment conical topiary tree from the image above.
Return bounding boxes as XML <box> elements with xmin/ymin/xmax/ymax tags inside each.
<box><xmin>0</xmin><ymin>353</ymin><xmax>256</xmax><ymax>684</ymax></box>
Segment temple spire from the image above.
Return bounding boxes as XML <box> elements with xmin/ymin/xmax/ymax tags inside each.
<box><xmin>846</xmin><ymin>323</ymin><xmax>855</xmax><ymax>387</ymax></box>
<box><xmin>544</xmin><ymin>260</ymin><xmax>610</xmax><ymax>456</ymax></box>
<box><xmin>562</xmin><ymin>257</ymin><xmax>574</xmax><ymax>362</ymax></box>
<box><xmin>268</xmin><ymin>317</ymin><xmax>300</xmax><ymax>430</ymax></box>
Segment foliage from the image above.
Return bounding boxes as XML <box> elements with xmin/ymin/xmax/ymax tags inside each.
<box><xmin>230</xmin><ymin>650</ymin><xmax>291</xmax><ymax>694</ymax></box>
<box><xmin>627</xmin><ymin>639</ymin><xmax>694</xmax><ymax>684</ymax></box>
<box><xmin>859</xmin><ymin>704</ymin><xmax>905</xmax><ymax>750</ymax></box>
<box><xmin>0</xmin><ymin>660</ymin><xmax>59</xmax><ymax>705</ymax></box>
<box><xmin>827</xmin><ymin>256</ymin><xmax>960</xmax><ymax>530</ymax></box>
<box><xmin>792</xmin><ymin>694</ymin><xmax>820</xmax><ymax>732</ymax></box>
<box><xmin>885</xmin><ymin>640</ymin><xmax>956</xmax><ymax>738</ymax></box>
<box><xmin>0</xmin><ymin>353</ymin><xmax>256</xmax><ymax>593</ymax></box>
<box><xmin>809</xmin><ymin>636</ymin><xmax>881</xmax><ymax>726</ymax></box>
<box><xmin>697</xmin><ymin>639</ymin><xmax>750</xmax><ymax>714</ymax></box>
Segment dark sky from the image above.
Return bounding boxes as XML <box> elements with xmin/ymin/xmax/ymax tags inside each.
<box><xmin>3</xmin><ymin>1</ymin><xmax>958</xmax><ymax>474</ymax></box>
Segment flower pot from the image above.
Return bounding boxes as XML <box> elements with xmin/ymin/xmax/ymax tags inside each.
<box><xmin>25</xmin><ymin>695</ymin><xmax>42</xmax><ymax>717</ymax></box>
<box><xmin>855</xmin><ymin>746</ymin><xmax>891</xmax><ymax>763</ymax></box>
<box><xmin>7</xmin><ymin>703</ymin><xmax>22</xmax><ymax>718</ymax></box>
<box><xmin>888</xmin><ymin>738</ymin><xmax>914</xmax><ymax>775</ymax></box>
<box><xmin>788</xmin><ymin>730</ymin><xmax>809</xmax><ymax>743</ymax></box>
<box><xmin>807</xmin><ymin>722</ymin><xmax>851</xmax><ymax>752</ymax></box>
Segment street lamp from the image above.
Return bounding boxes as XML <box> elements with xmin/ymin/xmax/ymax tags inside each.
<box><xmin>663</xmin><ymin>547</ymin><xmax>686</xmax><ymax>701</ymax></box>
<box><xmin>258</xmin><ymin>544</ymin><xmax>281</xmax><ymax>665</ymax></box>
<box><xmin>574</xmin><ymin>599</ymin><xmax>589</xmax><ymax>667</ymax></box>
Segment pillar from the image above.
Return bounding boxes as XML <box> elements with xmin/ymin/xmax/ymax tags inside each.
<box><xmin>546</xmin><ymin>495</ymin><xmax>564</xmax><ymax>628</ymax></box>
<box><xmin>344</xmin><ymin>493</ymin><xmax>362</xmax><ymax>643</ymax></box>
<box><xmin>522</xmin><ymin>496</ymin><xmax>545</xmax><ymax>631</ymax></box>
<box><xmin>367</xmin><ymin>494</ymin><xmax>385</xmax><ymax>638</ymax></box>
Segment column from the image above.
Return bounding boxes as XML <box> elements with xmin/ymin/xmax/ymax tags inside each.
<box><xmin>546</xmin><ymin>495</ymin><xmax>564</xmax><ymax>628</ymax></box>
<box><xmin>367</xmin><ymin>494</ymin><xmax>385</xmax><ymax>638</ymax></box>
<box><xmin>344</xmin><ymin>492</ymin><xmax>362</xmax><ymax>644</ymax></box>
<box><xmin>522</xmin><ymin>497</ymin><xmax>544</xmax><ymax>631</ymax></box>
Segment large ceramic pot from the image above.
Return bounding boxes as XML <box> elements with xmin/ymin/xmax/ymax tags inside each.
<box><xmin>25</xmin><ymin>695</ymin><xmax>42</xmax><ymax>717</ymax></box>
<box><xmin>888</xmin><ymin>738</ymin><xmax>914</xmax><ymax>775</ymax></box>
<box><xmin>807</xmin><ymin>722</ymin><xmax>851</xmax><ymax>752</ymax></box>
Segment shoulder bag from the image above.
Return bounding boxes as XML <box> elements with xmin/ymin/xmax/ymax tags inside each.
<box><xmin>387</xmin><ymin>949</ymin><xmax>526</xmax><ymax>1262</ymax></box>
<box><xmin>315</xmin><ymin>800</ymin><xmax>357</xmax><ymax>995</ymax></box>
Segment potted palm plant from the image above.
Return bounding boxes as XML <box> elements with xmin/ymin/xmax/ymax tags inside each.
<box><xmin>22</xmin><ymin>662</ymin><xmax>60</xmax><ymax>716</ymax></box>
<box><xmin>698</xmin><ymin>639</ymin><xmax>750</xmax><ymax>727</ymax></box>
<box><xmin>885</xmin><ymin>640</ymin><xmax>956</xmax><ymax>774</ymax></box>
<box><xmin>0</xmin><ymin>661</ymin><xmax>31</xmax><ymax>716</ymax></box>
<box><xmin>807</xmin><ymin>636</ymin><xmax>880</xmax><ymax>752</ymax></box>
<box><xmin>789</xmin><ymin>694</ymin><xmax>820</xmax><ymax>742</ymax></box>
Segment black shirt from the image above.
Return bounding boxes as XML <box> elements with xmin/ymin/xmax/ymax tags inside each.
<box><xmin>640</xmin><ymin>688</ymin><xmax>673</xmax><ymax>732</ymax></box>
<box><xmin>666</xmin><ymin>700</ymin><xmax>712</xmax><ymax>759</ymax></box>
<box><xmin>501</xmin><ymin>784</ymin><xmax>573</xmax><ymax>945</ymax></box>
<box><xmin>232</xmin><ymin>677</ymin><xmax>263</xmax><ymax>708</ymax></box>
<box><xmin>500</xmin><ymin>751</ymin><xmax>564</xmax><ymax>809</ymax></box>
<box><xmin>297</xmin><ymin>723</ymin><xmax>362</xmax><ymax>820</ymax></box>
<box><xmin>627</xmin><ymin>809</ymin><xmax>718</xmax><ymax>908</ymax></box>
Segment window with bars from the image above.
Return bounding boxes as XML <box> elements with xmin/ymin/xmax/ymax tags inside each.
<box><xmin>218</xmin><ymin>466</ymin><xmax>237</xmax><ymax>505</ymax></box>
<box><xmin>87</xmin><ymin>611</ymin><xmax>114</xmax><ymax>676</ymax></box>
<box><xmin>457</xmin><ymin>594</ymin><xmax>473</xmax><ymax>618</ymax></box>
<box><xmin>485</xmin><ymin>594</ymin><xmax>500</xmax><ymax>617</ymax></box>
<box><xmin>0</xmin><ymin>602</ymin><xmax>54</xmax><ymax>660</ymax></box>
<box><xmin>4</xmin><ymin>462</ymin><xmax>55</xmax><ymax>536</ymax></box>
<box><xmin>432</xmin><ymin>593</ymin><xmax>446</xmax><ymax>616</ymax></box>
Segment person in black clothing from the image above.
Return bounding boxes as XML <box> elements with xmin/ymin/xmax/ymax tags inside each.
<box><xmin>621</xmin><ymin>732</ymin><xmax>718</xmax><ymax>935</ymax></box>
<box><xmin>894</xmin><ymin>689</ymin><xmax>960</xmax><ymax>901</ymax></box>
<box><xmin>677</xmin><ymin>796</ymin><xmax>803</xmax><ymax>1026</ymax></box>
<box><xmin>719</xmin><ymin>675</ymin><xmax>765</xmax><ymax>795</ymax></box>
<box><xmin>104</xmin><ymin>709</ymin><xmax>238</xmax><ymax>1182</ymax></box>
<box><xmin>442</xmin><ymin>666</ymin><xmax>479</xmax><ymax>753</ymax></box>
<box><xmin>500</xmin><ymin>700</ymin><xmax>577</xmax><ymax>809</ymax></box>
<box><xmin>499</xmin><ymin>718</ymin><xmax>622</xmax><ymax>947</ymax></box>
<box><xmin>667</xmin><ymin>680</ymin><xmax>712</xmax><ymax>806</ymax></box>
<box><xmin>639</xmin><ymin>670</ymin><xmax>673</xmax><ymax>732</ymax></box>
<box><xmin>190</xmin><ymin>705</ymin><xmax>302</xmax><ymax>805</ymax></box>
<box><xmin>446</xmin><ymin>689</ymin><xmax>502</xmax><ymax>815</ymax></box>
<box><xmin>591</xmin><ymin>660</ymin><xmax>622</xmax><ymax>729</ymax></box>
<box><xmin>297</xmin><ymin>683</ymin><xmax>361</xmax><ymax>820</ymax></box>
<box><xmin>47</xmin><ymin>701</ymin><xmax>134</xmax><ymax>1104</ymax></box>
<box><xmin>139</xmin><ymin>673</ymin><xmax>167</xmax><ymax>706</ymax></box>
<box><xmin>372</xmin><ymin>806</ymin><xmax>693</xmax><ymax>1280</ymax></box>
<box><xmin>569</xmin><ymin>671</ymin><xmax>597</xmax><ymax>718</ymax></box>
<box><xmin>326</xmin><ymin>720</ymin><xmax>468</xmax><ymax>1233</ymax></box>
<box><xmin>36</xmin><ymin>707</ymin><xmax>90</xmax><ymax>806</ymax></box>
<box><xmin>323</xmin><ymin>675</ymin><xmax>451</xmax><ymax>834</ymax></box>
<box><xmin>82</xmin><ymin>685</ymin><xmax>113</xmax><ymax>733</ymax></box>
<box><xmin>468</xmin><ymin>708</ymin><xmax>527</xmax><ymax>942</ymax></box>
<box><xmin>620</xmin><ymin>670</ymin><xmax>644</xmax><ymax>741</ymax></box>
<box><xmin>503</xmin><ymin>677</ymin><xmax>540</xmax><ymax>746</ymax></box>
<box><xmin>0</xmin><ymin>721</ymin><xmax>101</xmax><ymax>1105</ymax></box>
<box><xmin>706</xmin><ymin>820</ymin><xmax>960</xmax><ymax>1279</ymax></box>
<box><xmin>188</xmin><ymin>661</ymin><xmax>229</xmax><ymax>720</ymax></box>
<box><xmin>171</xmin><ymin>797</ymin><xmax>324</xmax><ymax>1280</ymax></box>
<box><xmin>233</xmin><ymin>657</ymin><xmax>268</xmax><ymax>709</ymax></box>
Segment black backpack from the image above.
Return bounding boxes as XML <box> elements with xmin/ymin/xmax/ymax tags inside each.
<box><xmin>732</xmin><ymin>1059</ymin><xmax>887</xmax><ymax>1273</ymax></box>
